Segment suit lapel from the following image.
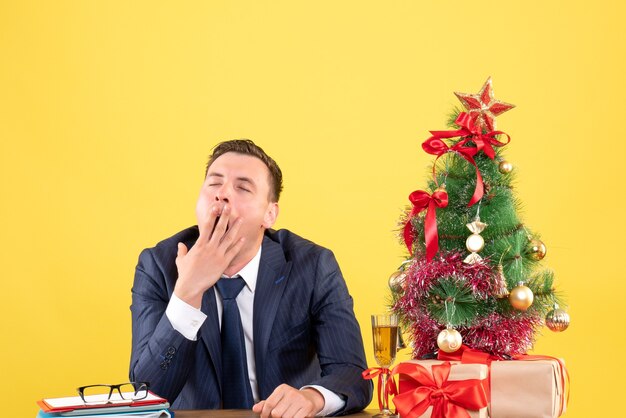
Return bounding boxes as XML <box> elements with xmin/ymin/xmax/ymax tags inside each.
<box><xmin>253</xmin><ymin>235</ymin><xmax>292</xmax><ymax>391</ymax></box>
<box><xmin>200</xmin><ymin>287</ymin><xmax>222</xmax><ymax>393</ymax></box>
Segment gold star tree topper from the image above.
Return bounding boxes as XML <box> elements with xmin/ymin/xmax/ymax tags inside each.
<box><xmin>454</xmin><ymin>77</ymin><xmax>515</xmax><ymax>131</ymax></box>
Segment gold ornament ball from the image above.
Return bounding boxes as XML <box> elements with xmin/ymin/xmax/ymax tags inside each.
<box><xmin>466</xmin><ymin>233</ymin><xmax>485</xmax><ymax>253</ymax></box>
<box><xmin>528</xmin><ymin>239</ymin><xmax>547</xmax><ymax>261</ymax></box>
<box><xmin>499</xmin><ymin>161</ymin><xmax>513</xmax><ymax>174</ymax></box>
<box><xmin>509</xmin><ymin>283</ymin><xmax>534</xmax><ymax>310</ymax></box>
<box><xmin>545</xmin><ymin>308</ymin><xmax>570</xmax><ymax>332</ymax></box>
<box><xmin>437</xmin><ymin>328</ymin><xmax>463</xmax><ymax>353</ymax></box>
<box><xmin>388</xmin><ymin>270</ymin><xmax>406</xmax><ymax>293</ymax></box>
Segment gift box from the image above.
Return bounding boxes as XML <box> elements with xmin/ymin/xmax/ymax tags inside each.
<box><xmin>392</xmin><ymin>360</ymin><xmax>489</xmax><ymax>418</ymax></box>
<box><xmin>490</xmin><ymin>357</ymin><xmax>567</xmax><ymax>418</ymax></box>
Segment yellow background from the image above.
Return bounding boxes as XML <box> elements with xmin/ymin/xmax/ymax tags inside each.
<box><xmin>1</xmin><ymin>1</ymin><xmax>624</xmax><ymax>416</ymax></box>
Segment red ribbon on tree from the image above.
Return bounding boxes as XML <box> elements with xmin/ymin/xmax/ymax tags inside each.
<box><xmin>428</xmin><ymin>112</ymin><xmax>480</xmax><ymax>140</ymax></box>
<box><xmin>391</xmin><ymin>361</ymin><xmax>488</xmax><ymax>418</ymax></box>
<box><xmin>429</xmin><ymin>112</ymin><xmax>510</xmax><ymax>158</ymax></box>
<box><xmin>403</xmin><ymin>189</ymin><xmax>448</xmax><ymax>260</ymax></box>
<box><xmin>423</xmin><ymin>112</ymin><xmax>511</xmax><ymax>206</ymax></box>
<box><xmin>455</xmin><ymin>113</ymin><xmax>511</xmax><ymax>160</ymax></box>
<box><xmin>422</xmin><ymin>137</ymin><xmax>483</xmax><ymax>207</ymax></box>
<box><xmin>362</xmin><ymin>367</ymin><xmax>398</xmax><ymax>411</ymax></box>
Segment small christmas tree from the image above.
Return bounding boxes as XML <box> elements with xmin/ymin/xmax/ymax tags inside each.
<box><xmin>391</xmin><ymin>78</ymin><xmax>570</xmax><ymax>359</ymax></box>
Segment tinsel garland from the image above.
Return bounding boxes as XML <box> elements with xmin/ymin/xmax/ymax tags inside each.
<box><xmin>402</xmin><ymin>252</ymin><xmax>494</xmax><ymax>299</ymax></box>
<box><xmin>460</xmin><ymin>313</ymin><xmax>542</xmax><ymax>357</ymax></box>
<box><xmin>392</xmin><ymin>251</ymin><xmax>542</xmax><ymax>358</ymax></box>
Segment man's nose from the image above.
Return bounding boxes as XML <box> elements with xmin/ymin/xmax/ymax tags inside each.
<box><xmin>215</xmin><ymin>185</ymin><xmax>230</xmax><ymax>203</ymax></box>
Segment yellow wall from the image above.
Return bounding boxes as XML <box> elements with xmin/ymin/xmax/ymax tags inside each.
<box><xmin>1</xmin><ymin>1</ymin><xmax>624</xmax><ymax>416</ymax></box>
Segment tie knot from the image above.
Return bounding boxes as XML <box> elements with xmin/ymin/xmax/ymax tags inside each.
<box><xmin>216</xmin><ymin>275</ymin><xmax>246</xmax><ymax>300</ymax></box>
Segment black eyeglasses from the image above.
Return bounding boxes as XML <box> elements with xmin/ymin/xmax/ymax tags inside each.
<box><xmin>77</xmin><ymin>382</ymin><xmax>149</xmax><ymax>405</ymax></box>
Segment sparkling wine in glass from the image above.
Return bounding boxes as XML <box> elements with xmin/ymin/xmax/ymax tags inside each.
<box><xmin>371</xmin><ymin>314</ymin><xmax>398</xmax><ymax>418</ymax></box>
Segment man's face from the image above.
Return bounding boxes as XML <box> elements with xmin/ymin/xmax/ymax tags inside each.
<box><xmin>196</xmin><ymin>152</ymin><xmax>278</xmax><ymax>249</ymax></box>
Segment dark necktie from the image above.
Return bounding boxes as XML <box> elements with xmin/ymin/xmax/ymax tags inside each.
<box><xmin>215</xmin><ymin>276</ymin><xmax>254</xmax><ymax>409</ymax></box>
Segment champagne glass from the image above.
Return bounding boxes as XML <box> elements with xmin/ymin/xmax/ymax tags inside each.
<box><xmin>371</xmin><ymin>314</ymin><xmax>398</xmax><ymax>418</ymax></box>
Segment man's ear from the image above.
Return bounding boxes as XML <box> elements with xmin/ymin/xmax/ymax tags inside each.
<box><xmin>262</xmin><ymin>202</ymin><xmax>279</xmax><ymax>229</ymax></box>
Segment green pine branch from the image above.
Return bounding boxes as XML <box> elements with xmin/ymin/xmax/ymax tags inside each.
<box><xmin>425</xmin><ymin>277</ymin><xmax>495</xmax><ymax>326</ymax></box>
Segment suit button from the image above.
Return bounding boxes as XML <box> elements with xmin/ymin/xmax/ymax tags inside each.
<box><xmin>167</xmin><ymin>347</ymin><xmax>176</xmax><ymax>355</ymax></box>
<box><xmin>160</xmin><ymin>362</ymin><xmax>167</xmax><ymax>370</ymax></box>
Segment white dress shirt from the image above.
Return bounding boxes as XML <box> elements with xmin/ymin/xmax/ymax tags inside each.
<box><xmin>165</xmin><ymin>245</ymin><xmax>345</xmax><ymax>416</ymax></box>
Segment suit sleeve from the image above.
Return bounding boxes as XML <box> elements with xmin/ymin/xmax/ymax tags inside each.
<box><xmin>307</xmin><ymin>249</ymin><xmax>373</xmax><ymax>415</ymax></box>
<box><xmin>129</xmin><ymin>248</ymin><xmax>198</xmax><ymax>403</ymax></box>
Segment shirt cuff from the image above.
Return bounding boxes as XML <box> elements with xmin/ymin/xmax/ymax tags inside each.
<box><xmin>301</xmin><ymin>385</ymin><xmax>346</xmax><ymax>416</ymax></box>
<box><xmin>166</xmin><ymin>293</ymin><xmax>207</xmax><ymax>341</ymax></box>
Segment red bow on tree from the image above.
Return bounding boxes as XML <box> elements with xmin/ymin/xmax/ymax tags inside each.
<box><xmin>454</xmin><ymin>113</ymin><xmax>511</xmax><ymax>159</ymax></box>
<box><xmin>422</xmin><ymin>137</ymin><xmax>483</xmax><ymax>206</ymax></box>
<box><xmin>391</xmin><ymin>361</ymin><xmax>488</xmax><ymax>418</ymax></box>
<box><xmin>403</xmin><ymin>189</ymin><xmax>448</xmax><ymax>260</ymax></box>
<box><xmin>429</xmin><ymin>112</ymin><xmax>510</xmax><ymax>157</ymax></box>
<box><xmin>423</xmin><ymin>112</ymin><xmax>511</xmax><ymax>206</ymax></box>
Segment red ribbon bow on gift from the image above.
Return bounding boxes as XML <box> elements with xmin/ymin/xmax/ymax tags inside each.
<box><xmin>437</xmin><ymin>344</ymin><xmax>500</xmax><ymax>401</ymax></box>
<box><xmin>403</xmin><ymin>189</ymin><xmax>448</xmax><ymax>260</ymax></box>
<box><xmin>423</xmin><ymin>112</ymin><xmax>511</xmax><ymax>207</ymax></box>
<box><xmin>391</xmin><ymin>361</ymin><xmax>488</xmax><ymax>418</ymax></box>
<box><xmin>437</xmin><ymin>344</ymin><xmax>500</xmax><ymax>364</ymax></box>
<box><xmin>362</xmin><ymin>367</ymin><xmax>398</xmax><ymax>411</ymax></box>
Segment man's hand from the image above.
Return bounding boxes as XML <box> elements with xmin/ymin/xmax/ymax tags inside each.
<box><xmin>173</xmin><ymin>203</ymin><xmax>245</xmax><ymax>308</ymax></box>
<box><xmin>252</xmin><ymin>385</ymin><xmax>325</xmax><ymax>418</ymax></box>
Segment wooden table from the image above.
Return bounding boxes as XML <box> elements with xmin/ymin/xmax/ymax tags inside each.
<box><xmin>174</xmin><ymin>410</ymin><xmax>377</xmax><ymax>417</ymax></box>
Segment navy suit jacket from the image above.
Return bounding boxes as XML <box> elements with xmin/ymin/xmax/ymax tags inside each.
<box><xmin>130</xmin><ymin>227</ymin><xmax>372</xmax><ymax>414</ymax></box>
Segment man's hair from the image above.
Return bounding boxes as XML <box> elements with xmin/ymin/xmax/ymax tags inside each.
<box><xmin>205</xmin><ymin>139</ymin><xmax>283</xmax><ymax>202</ymax></box>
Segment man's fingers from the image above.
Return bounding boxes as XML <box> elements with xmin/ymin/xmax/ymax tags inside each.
<box><xmin>260</xmin><ymin>386</ymin><xmax>286</xmax><ymax>418</ymax></box>
<box><xmin>220</xmin><ymin>217</ymin><xmax>243</xmax><ymax>247</ymax></box>
<box><xmin>177</xmin><ymin>242</ymin><xmax>188</xmax><ymax>258</ymax></box>
<box><xmin>280</xmin><ymin>401</ymin><xmax>303</xmax><ymax>418</ymax></box>
<box><xmin>225</xmin><ymin>237</ymin><xmax>246</xmax><ymax>260</ymax></box>
<box><xmin>252</xmin><ymin>401</ymin><xmax>265</xmax><ymax>413</ymax></box>
<box><xmin>254</xmin><ymin>385</ymin><xmax>322</xmax><ymax>418</ymax></box>
<box><xmin>208</xmin><ymin>204</ymin><xmax>231</xmax><ymax>243</ymax></box>
<box><xmin>294</xmin><ymin>407</ymin><xmax>312</xmax><ymax>418</ymax></box>
<box><xmin>198</xmin><ymin>203</ymin><xmax>222</xmax><ymax>242</ymax></box>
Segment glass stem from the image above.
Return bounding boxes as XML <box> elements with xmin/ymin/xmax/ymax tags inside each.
<box><xmin>380</xmin><ymin>371</ymin><xmax>390</xmax><ymax>412</ymax></box>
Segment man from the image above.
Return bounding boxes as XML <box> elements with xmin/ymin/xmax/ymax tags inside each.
<box><xmin>130</xmin><ymin>139</ymin><xmax>372</xmax><ymax>417</ymax></box>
